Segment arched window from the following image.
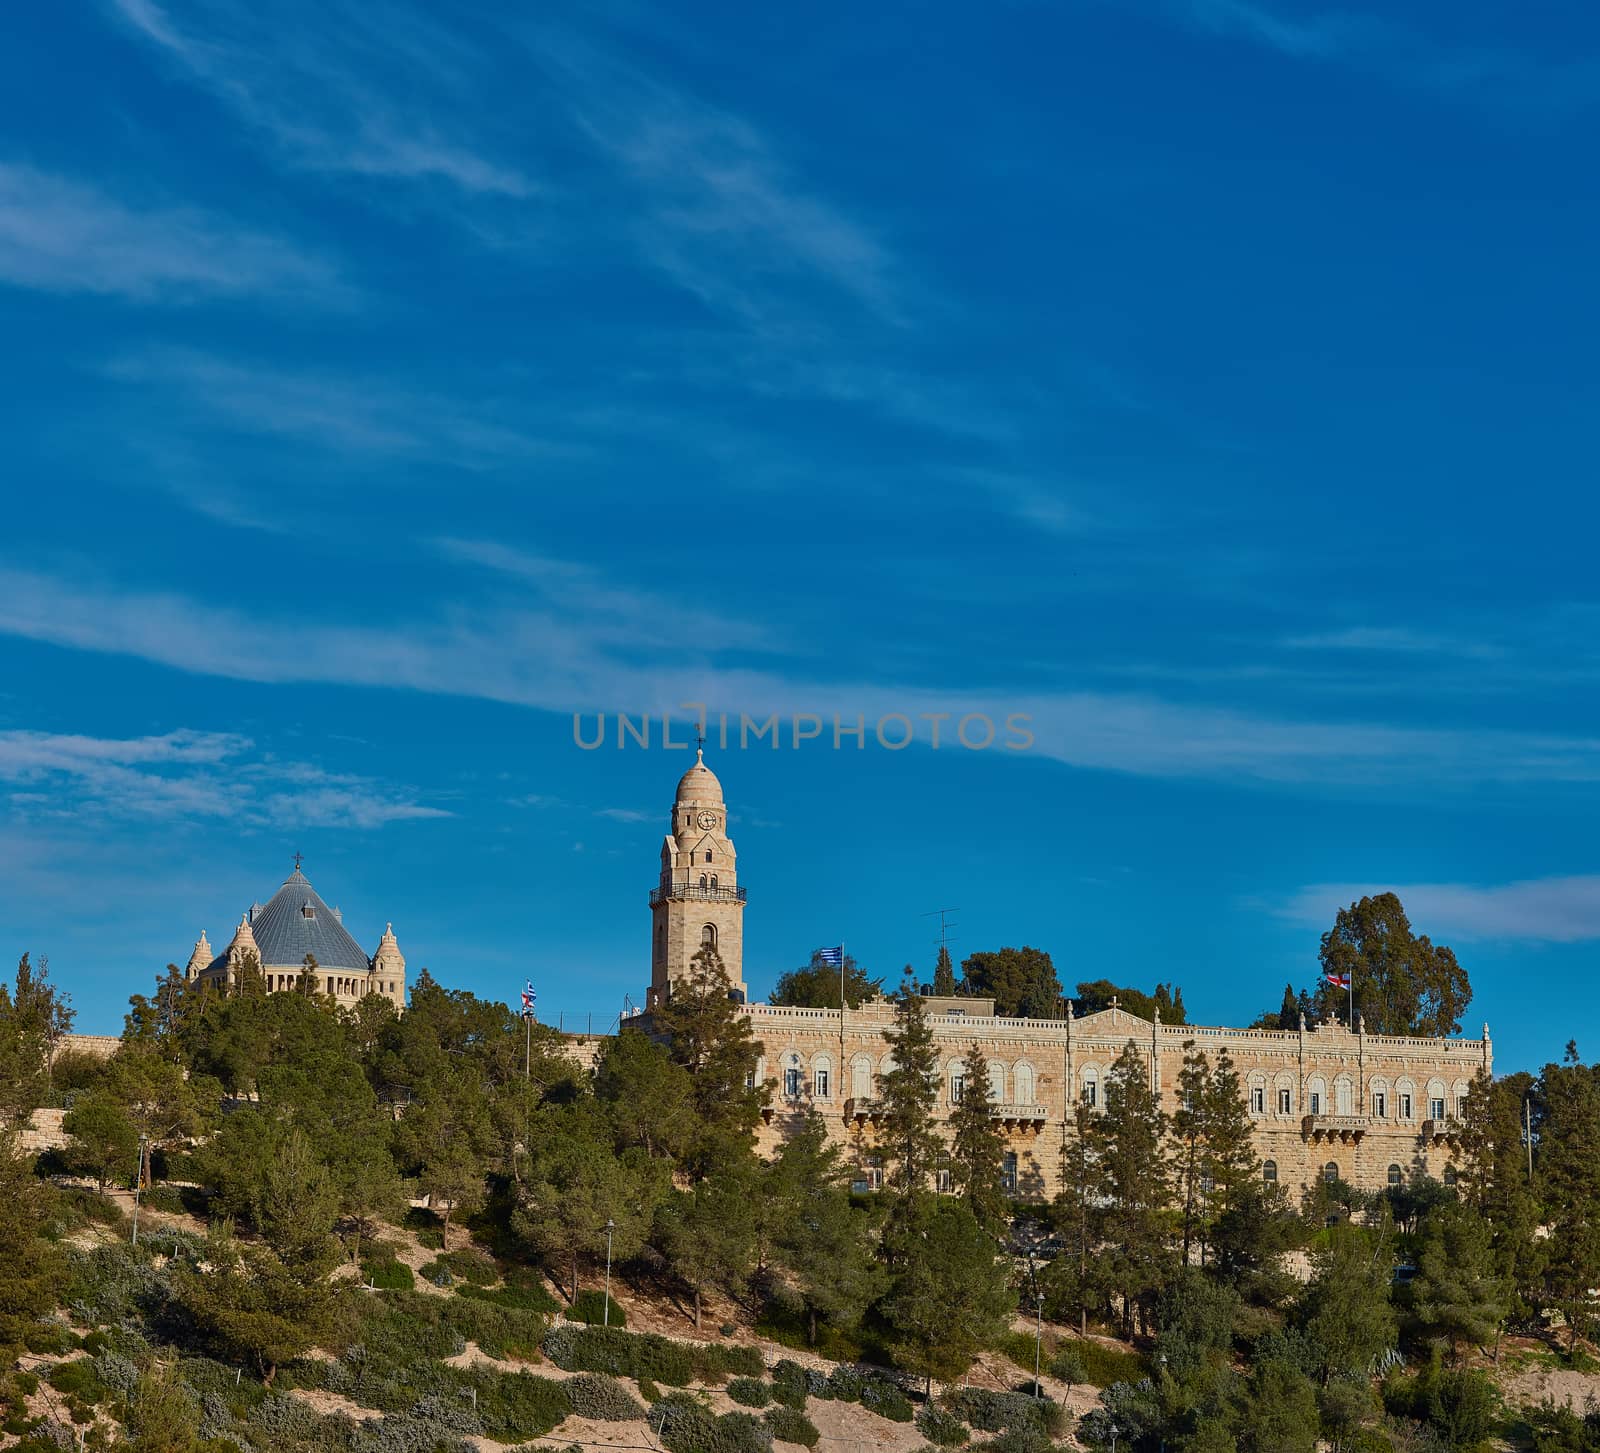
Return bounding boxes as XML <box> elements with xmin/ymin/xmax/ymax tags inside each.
<box><xmin>1081</xmin><ymin>1067</ymin><xmax>1100</xmax><ymax>1109</ymax></box>
<box><xmin>710</xmin><ymin>875</ymin><xmax>718</xmax><ymax>889</ymax></box>
<box><xmin>950</xmin><ymin>1066</ymin><xmax>966</xmax><ymax>1103</ymax></box>
<box><xmin>1387</xmin><ymin>1164</ymin><xmax>1402</xmax><ymax>1186</ymax></box>
<box><xmin>812</xmin><ymin>1054</ymin><xmax>833</xmax><ymax>1099</ymax></box>
<box><xmin>1427</xmin><ymin>1079</ymin><xmax>1447</xmax><ymax>1121</ymax></box>
<box><xmin>987</xmin><ymin>1062</ymin><xmax>1006</xmax><ymax>1103</ymax></box>
<box><xmin>1323</xmin><ymin>1161</ymin><xmax>1338</xmax><ymax>1184</ymax></box>
<box><xmin>706</xmin><ymin>850</ymin><xmax>713</xmax><ymax>862</ymax></box>
<box><xmin>701</xmin><ymin>924</ymin><xmax>717</xmax><ymax>948</ymax></box>
<box><xmin>1014</xmin><ymin>1062</ymin><xmax>1035</xmax><ymax>1105</ymax></box>
<box><xmin>1263</xmin><ymin>1160</ymin><xmax>1277</xmax><ymax>1183</ymax></box>
<box><xmin>1307</xmin><ymin>1076</ymin><xmax>1327</xmax><ymax>1116</ymax></box>
<box><xmin>1397</xmin><ymin>1079</ymin><xmax>1416</xmax><ymax>1119</ymax></box>
<box><xmin>851</xmin><ymin>1056</ymin><xmax>872</xmax><ymax>1101</ymax></box>
<box><xmin>1443</xmin><ymin>1164</ymin><xmax>1458</xmax><ymax>1188</ymax></box>
<box><xmin>699</xmin><ymin>873</ymin><xmax>707</xmax><ymax>888</ymax></box>
<box><xmin>1334</xmin><ymin>1075</ymin><xmax>1353</xmax><ymax>1116</ymax></box>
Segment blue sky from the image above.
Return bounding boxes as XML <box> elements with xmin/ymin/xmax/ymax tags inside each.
<box><xmin>3</xmin><ymin>0</ymin><xmax>1599</xmax><ymax>1071</ymax></box>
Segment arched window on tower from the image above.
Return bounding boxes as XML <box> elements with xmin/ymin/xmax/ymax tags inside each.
<box><xmin>710</xmin><ymin>875</ymin><xmax>718</xmax><ymax>889</ymax></box>
<box><xmin>701</xmin><ymin>924</ymin><xmax>717</xmax><ymax>949</ymax></box>
<box><xmin>699</xmin><ymin>873</ymin><xmax>708</xmax><ymax>888</ymax></box>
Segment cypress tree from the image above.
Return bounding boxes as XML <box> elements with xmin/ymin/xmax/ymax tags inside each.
<box><xmin>948</xmin><ymin>1040</ymin><xmax>1008</xmax><ymax>1233</ymax></box>
<box><xmin>933</xmin><ymin>945</ymin><xmax>956</xmax><ymax>997</ymax></box>
<box><xmin>878</xmin><ymin>973</ymin><xmax>941</xmax><ymax>1251</ymax></box>
<box><xmin>1098</xmin><ymin>1041</ymin><xmax>1172</xmax><ymax>1337</ymax></box>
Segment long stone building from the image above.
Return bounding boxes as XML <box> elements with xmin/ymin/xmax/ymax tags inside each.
<box><xmin>648</xmin><ymin>751</ymin><xmax>1491</xmax><ymax>1201</ymax></box>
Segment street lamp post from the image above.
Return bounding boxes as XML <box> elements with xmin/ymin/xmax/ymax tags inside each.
<box><xmin>130</xmin><ymin>1134</ymin><xmax>149</xmax><ymax>1247</ymax></box>
<box><xmin>603</xmin><ymin>1219</ymin><xmax>616</xmax><ymax>1327</ymax></box>
<box><xmin>1033</xmin><ymin>1291</ymin><xmax>1044</xmax><ymax>1398</ymax></box>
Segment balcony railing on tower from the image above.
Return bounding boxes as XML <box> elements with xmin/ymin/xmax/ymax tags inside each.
<box><xmin>649</xmin><ymin>882</ymin><xmax>748</xmax><ymax>907</ymax></box>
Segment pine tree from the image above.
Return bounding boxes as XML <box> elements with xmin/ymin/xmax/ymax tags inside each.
<box><xmin>1297</xmin><ymin>1221</ymin><xmax>1398</xmax><ymax>1383</ymax></box>
<box><xmin>1455</xmin><ymin>1068</ymin><xmax>1543</xmax><ymax>1324</ymax></box>
<box><xmin>1277</xmin><ymin>984</ymin><xmax>1299</xmax><ymax>1030</ymax></box>
<box><xmin>763</xmin><ymin>1112</ymin><xmax>885</xmax><ymax>1345</ymax></box>
<box><xmin>1170</xmin><ymin>1046</ymin><xmax>1211</xmax><ymax>1264</ymax></box>
<box><xmin>933</xmin><ymin>945</ymin><xmax>956</xmax><ymax>997</ymax></box>
<box><xmin>63</xmin><ymin>1093</ymin><xmax>140</xmax><ymax>1194</ymax></box>
<box><xmin>881</xmin><ymin>1196</ymin><xmax>1014</xmax><ymax>1394</ymax></box>
<box><xmin>878</xmin><ymin>973</ymin><xmax>941</xmax><ymax>1204</ymax></box>
<box><xmin>947</xmin><ymin>1041</ymin><xmax>1008</xmax><ymax>1233</ymax></box>
<box><xmin>1098</xmin><ymin>1041</ymin><xmax>1173</xmax><ymax>1337</ymax></box>
<box><xmin>656</xmin><ymin>943</ymin><xmax>767</xmax><ymax>1162</ymax></box>
<box><xmin>1202</xmin><ymin>1050</ymin><xmax>1260</xmax><ymax>1248</ymax></box>
<box><xmin>1048</xmin><ymin>1101</ymin><xmax>1111</xmax><ymax>1334</ymax></box>
<box><xmin>655</xmin><ymin>1160</ymin><xmax>758</xmax><ymax>1330</ymax></box>
<box><xmin>0</xmin><ymin>1131</ymin><xmax>67</xmax><ymax>1358</ymax></box>
<box><xmin>1410</xmin><ymin>1201</ymin><xmax>1509</xmax><ymax>1363</ymax></box>
<box><xmin>0</xmin><ymin>951</ymin><xmax>73</xmax><ymax>1125</ymax></box>
<box><xmin>1535</xmin><ymin>1052</ymin><xmax>1600</xmax><ymax>1353</ymax></box>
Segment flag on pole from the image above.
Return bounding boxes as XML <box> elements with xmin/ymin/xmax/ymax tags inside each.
<box><xmin>816</xmin><ymin>946</ymin><xmax>843</xmax><ymax>967</ymax></box>
<box><xmin>520</xmin><ymin>980</ymin><xmax>537</xmax><ymax>1015</ymax></box>
<box><xmin>1324</xmin><ymin>972</ymin><xmax>1350</xmax><ymax>989</ymax></box>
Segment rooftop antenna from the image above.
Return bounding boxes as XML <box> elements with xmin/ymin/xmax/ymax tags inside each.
<box><xmin>922</xmin><ymin>906</ymin><xmax>960</xmax><ymax>951</ymax></box>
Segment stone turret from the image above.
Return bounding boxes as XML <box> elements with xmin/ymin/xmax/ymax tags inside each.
<box><xmin>185</xmin><ymin>930</ymin><xmax>213</xmax><ymax>982</ymax></box>
<box><xmin>225</xmin><ymin>913</ymin><xmax>260</xmax><ymax>987</ymax></box>
<box><xmin>372</xmin><ymin>922</ymin><xmax>405</xmax><ymax>986</ymax></box>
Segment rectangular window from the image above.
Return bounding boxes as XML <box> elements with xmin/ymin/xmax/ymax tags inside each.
<box><xmin>814</xmin><ymin>1069</ymin><xmax>829</xmax><ymax>1098</ymax></box>
<box><xmin>1310</xmin><ymin>1091</ymin><xmax>1321</xmax><ymax>1115</ymax></box>
<box><xmin>1400</xmin><ymin>1093</ymin><xmax>1413</xmax><ymax>1119</ymax></box>
<box><xmin>1251</xmin><ymin>1087</ymin><xmax>1265</xmax><ymax>1114</ymax></box>
<box><xmin>784</xmin><ymin>1068</ymin><xmax>801</xmax><ymax>1098</ymax></box>
<box><xmin>1373</xmin><ymin>1091</ymin><xmax>1387</xmax><ymax>1117</ymax></box>
<box><xmin>1430</xmin><ymin>1097</ymin><xmax>1446</xmax><ymax>1120</ymax></box>
<box><xmin>1277</xmin><ymin>1088</ymin><xmax>1292</xmax><ymax>1114</ymax></box>
<box><xmin>935</xmin><ymin>1169</ymin><xmax>952</xmax><ymax>1193</ymax></box>
<box><xmin>1001</xmin><ymin>1153</ymin><xmax>1018</xmax><ymax>1192</ymax></box>
<box><xmin>1082</xmin><ymin>1082</ymin><xmax>1097</xmax><ymax>1108</ymax></box>
<box><xmin>951</xmin><ymin>1074</ymin><xmax>965</xmax><ymax>1104</ymax></box>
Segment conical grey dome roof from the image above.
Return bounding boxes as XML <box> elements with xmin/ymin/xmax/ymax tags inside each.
<box><xmin>240</xmin><ymin>868</ymin><xmax>370</xmax><ymax>973</ymax></box>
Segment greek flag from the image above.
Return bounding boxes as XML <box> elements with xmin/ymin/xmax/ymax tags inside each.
<box><xmin>816</xmin><ymin>946</ymin><xmax>843</xmax><ymax>967</ymax></box>
<box><xmin>520</xmin><ymin>981</ymin><xmax>537</xmax><ymax>1014</ymax></box>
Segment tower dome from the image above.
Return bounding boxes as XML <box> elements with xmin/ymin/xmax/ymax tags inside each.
<box><xmin>675</xmin><ymin>748</ymin><xmax>723</xmax><ymax>804</ymax></box>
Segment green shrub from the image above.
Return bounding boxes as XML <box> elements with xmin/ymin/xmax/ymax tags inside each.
<box><xmin>566</xmin><ymin>1373</ymin><xmax>647</xmax><ymax>1421</ymax></box>
<box><xmin>946</xmin><ymin>1390</ymin><xmax>1048</xmax><ymax>1436</ymax></box>
<box><xmin>47</xmin><ymin>1360</ymin><xmax>102</xmax><ymax>1402</ymax></box>
<box><xmin>918</xmin><ymin>1406</ymin><xmax>970</xmax><ymax>1446</ymax></box>
<box><xmin>360</xmin><ymin>1255</ymin><xmax>415</xmax><ymax>1291</ymax></box>
<box><xmin>141</xmin><ymin>1184</ymin><xmax>186</xmax><ymax>1214</ymax></box>
<box><xmin>418</xmin><ymin>1257</ymin><xmax>454</xmax><ymax>1287</ymax></box>
<box><xmin>639</xmin><ymin>1377</ymin><xmax>663</xmax><ymax>1404</ymax></box>
<box><xmin>976</xmin><ymin>1431</ymin><xmax>1057</xmax><ymax>1453</ymax></box>
<box><xmin>467</xmin><ymin>1368</ymin><xmax>572</xmax><ymax>1441</ymax></box>
<box><xmin>764</xmin><ymin>1406</ymin><xmax>821</xmax><ymax>1447</ymax></box>
<box><xmin>541</xmin><ymin>1325</ymin><xmax>752</xmax><ymax>1388</ymax></box>
<box><xmin>22</xmin><ymin>1324</ymin><xmax>77</xmax><ymax>1356</ymax></box>
<box><xmin>861</xmin><ymin>1380</ymin><xmax>914</xmax><ymax>1423</ymax></box>
<box><xmin>770</xmin><ymin>1360</ymin><xmax>818</xmax><ymax>1410</ymax></box>
<box><xmin>1047</xmin><ymin>1338</ymin><xmax>1146</xmax><ymax>1389</ymax></box>
<box><xmin>441</xmin><ymin>1248</ymin><xmax>500</xmax><ymax>1286</ymax></box>
<box><xmin>460</xmin><ymin>1282</ymin><xmax>557</xmax><ymax>1312</ymax></box>
<box><xmin>657</xmin><ymin>1397</ymin><xmax>775</xmax><ymax>1453</ymax></box>
<box><xmin>568</xmin><ymin>1290</ymin><xmax>627</xmax><ymax>1327</ymax></box>
<box><xmin>728</xmin><ymin>1378</ymin><xmax>772</xmax><ymax>1408</ymax></box>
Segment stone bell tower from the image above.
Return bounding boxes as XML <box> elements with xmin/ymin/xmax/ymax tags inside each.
<box><xmin>649</xmin><ymin>749</ymin><xmax>746</xmax><ymax>1008</ymax></box>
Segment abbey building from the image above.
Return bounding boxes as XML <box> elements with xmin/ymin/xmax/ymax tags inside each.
<box><xmin>182</xmin><ymin>865</ymin><xmax>407</xmax><ymax>1011</ymax></box>
<box><xmin>644</xmin><ymin>753</ymin><xmax>1491</xmax><ymax>1202</ymax></box>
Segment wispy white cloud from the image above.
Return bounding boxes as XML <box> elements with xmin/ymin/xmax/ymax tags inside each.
<box><xmin>1279</xmin><ymin>876</ymin><xmax>1600</xmax><ymax>943</ymax></box>
<box><xmin>104</xmin><ymin>348</ymin><xmax>564</xmax><ymax>468</ymax></box>
<box><xmin>5</xmin><ymin>567</ymin><xmax>1600</xmax><ymax>792</ymax></box>
<box><xmin>106</xmin><ymin>0</ymin><xmax>533</xmax><ymax>196</ymax></box>
<box><xmin>0</xmin><ymin>163</ymin><xmax>336</xmax><ymax>301</ymax></box>
<box><xmin>1166</xmin><ymin>0</ymin><xmax>1600</xmax><ymax>116</ymax></box>
<box><xmin>523</xmin><ymin>24</ymin><xmax>903</xmax><ymax>326</ymax></box>
<box><xmin>0</xmin><ymin>727</ymin><xmax>448</xmax><ymax>829</ymax></box>
<box><xmin>596</xmin><ymin>807</ymin><xmax>654</xmax><ymax>823</ymax></box>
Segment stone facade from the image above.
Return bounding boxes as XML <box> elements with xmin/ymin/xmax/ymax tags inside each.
<box><xmin>644</xmin><ymin>753</ymin><xmax>1491</xmax><ymax>1202</ymax></box>
<box><xmin>742</xmin><ymin>998</ymin><xmax>1489</xmax><ymax>1201</ymax></box>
